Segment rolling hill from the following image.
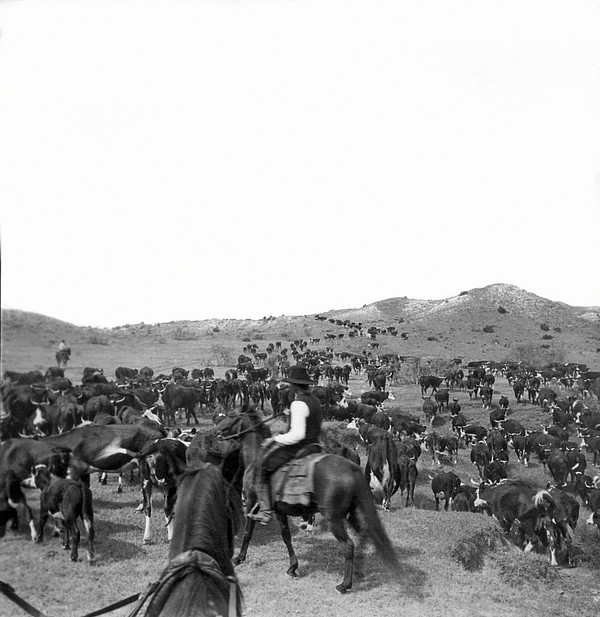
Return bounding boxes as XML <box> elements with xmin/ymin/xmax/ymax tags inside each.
<box><xmin>2</xmin><ymin>283</ymin><xmax>599</xmax><ymax>373</ymax></box>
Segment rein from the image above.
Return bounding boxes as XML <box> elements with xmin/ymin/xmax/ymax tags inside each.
<box><xmin>0</xmin><ymin>581</ymin><xmax>140</xmax><ymax>617</ymax></box>
<box><xmin>220</xmin><ymin>412</ymin><xmax>283</xmax><ymax>441</ymax></box>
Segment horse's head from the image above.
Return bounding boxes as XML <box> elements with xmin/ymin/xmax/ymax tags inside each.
<box><xmin>216</xmin><ymin>403</ymin><xmax>271</xmax><ymax>441</ymax></box>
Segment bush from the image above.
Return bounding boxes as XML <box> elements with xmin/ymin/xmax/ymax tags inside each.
<box><xmin>541</xmin><ymin>334</ymin><xmax>553</xmax><ymax>340</ymax></box>
<box><xmin>450</xmin><ymin>526</ymin><xmax>499</xmax><ymax>571</ymax></box>
<box><xmin>459</xmin><ymin>290</ymin><xmax>468</xmax><ymax>296</ymax></box>
<box><xmin>494</xmin><ymin>550</ymin><xmax>559</xmax><ymax>588</ymax></box>
<box><xmin>498</xmin><ymin>306</ymin><xmax>508</xmax><ymax>314</ymax></box>
<box><xmin>483</xmin><ymin>325</ymin><xmax>495</xmax><ymax>333</ymax></box>
<box><xmin>427</xmin><ymin>336</ymin><xmax>438</xmax><ymax>342</ymax></box>
<box><xmin>210</xmin><ymin>344</ymin><xmax>232</xmax><ymax>366</ymax></box>
<box><xmin>506</xmin><ymin>343</ymin><xmax>566</xmax><ymax>366</ymax></box>
<box><xmin>172</xmin><ymin>327</ymin><xmax>197</xmax><ymax>341</ymax></box>
<box><xmin>553</xmin><ymin>327</ymin><xmax>562</xmax><ymax>333</ymax></box>
<box><xmin>540</xmin><ymin>323</ymin><xmax>550</xmax><ymax>331</ymax></box>
<box><xmin>88</xmin><ymin>333</ymin><xmax>109</xmax><ymax>345</ymax></box>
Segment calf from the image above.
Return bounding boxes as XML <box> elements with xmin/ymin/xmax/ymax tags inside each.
<box><xmin>470</xmin><ymin>442</ymin><xmax>491</xmax><ymax>480</ymax></box>
<box><xmin>422</xmin><ymin>396</ymin><xmax>438</xmax><ymax>425</ymax></box>
<box><xmin>397</xmin><ymin>454</ymin><xmax>418</xmax><ymax>507</ymax></box>
<box><xmin>30</xmin><ymin>465</ymin><xmax>95</xmax><ymax>561</ymax></box>
<box><xmin>448</xmin><ymin>398</ymin><xmax>461</xmax><ymax>416</ymax></box>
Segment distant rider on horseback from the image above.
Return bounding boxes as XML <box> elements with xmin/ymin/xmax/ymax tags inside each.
<box><xmin>248</xmin><ymin>364</ymin><xmax>323</xmax><ymax>525</ymax></box>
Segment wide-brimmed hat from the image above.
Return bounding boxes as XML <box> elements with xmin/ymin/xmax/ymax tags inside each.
<box><xmin>283</xmin><ymin>365</ymin><xmax>314</xmax><ymax>385</ymax></box>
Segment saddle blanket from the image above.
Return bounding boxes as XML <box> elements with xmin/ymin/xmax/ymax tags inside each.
<box><xmin>271</xmin><ymin>452</ymin><xmax>328</xmax><ymax>507</ymax></box>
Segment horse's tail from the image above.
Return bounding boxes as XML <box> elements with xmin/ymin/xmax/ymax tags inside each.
<box><xmin>354</xmin><ymin>466</ymin><xmax>402</xmax><ymax>576</ymax></box>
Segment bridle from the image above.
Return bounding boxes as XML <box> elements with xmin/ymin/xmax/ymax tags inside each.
<box><xmin>219</xmin><ymin>411</ymin><xmax>283</xmax><ymax>441</ymax></box>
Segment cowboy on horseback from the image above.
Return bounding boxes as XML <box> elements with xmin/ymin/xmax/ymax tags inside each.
<box><xmin>58</xmin><ymin>339</ymin><xmax>67</xmax><ymax>352</ymax></box>
<box><xmin>248</xmin><ymin>364</ymin><xmax>323</xmax><ymax>525</ymax></box>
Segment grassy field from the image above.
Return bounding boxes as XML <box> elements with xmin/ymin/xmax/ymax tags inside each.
<box><xmin>1</xmin><ymin>334</ymin><xmax>600</xmax><ymax>617</ymax></box>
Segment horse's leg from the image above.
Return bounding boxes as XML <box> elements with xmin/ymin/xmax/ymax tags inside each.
<box><xmin>329</xmin><ymin>517</ymin><xmax>355</xmax><ymax>594</ymax></box>
<box><xmin>276</xmin><ymin>514</ymin><xmax>299</xmax><ymax>578</ymax></box>
<box><xmin>141</xmin><ymin>479</ymin><xmax>153</xmax><ymax>545</ymax></box>
<box><xmin>232</xmin><ymin>517</ymin><xmax>257</xmax><ymax>566</ymax></box>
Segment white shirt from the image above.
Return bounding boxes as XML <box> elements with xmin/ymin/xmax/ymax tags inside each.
<box><xmin>273</xmin><ymin>400</ymin><xmax>309</xmax><ymax>445</ymax></box>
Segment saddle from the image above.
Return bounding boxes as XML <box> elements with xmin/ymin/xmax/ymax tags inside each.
<box><xmin>270</xmin><ymin>444</ymin><xmax>327</xmax><ymax>507</ymax></box>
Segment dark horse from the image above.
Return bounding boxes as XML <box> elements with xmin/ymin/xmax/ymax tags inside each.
<box><xmin>128</xmin><ymin>463</ymin><xmax>244</xmax><ymax>617</ymax></box>
<box><xmin>56</xmin><ymin>348</ymin><xmax>71</xmax><ymax>368</ymax></box>
<box><xmin>216</xmin><ymin>405</ymin><xmax>401</xmax><ymax>594</ymax></box>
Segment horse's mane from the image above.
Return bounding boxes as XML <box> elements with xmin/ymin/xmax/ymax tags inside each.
<box><xmin>241</xmin><ymin>406</ymin><xmax>272</xmax><ymax>440</ymax></box>
<box><xmin>173</xmin><ymin>463</ymin><xmax>244</xmax><ymax>565</ymax></box>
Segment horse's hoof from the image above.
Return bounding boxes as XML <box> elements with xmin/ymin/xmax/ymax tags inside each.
<box><xmin>232</xmin><ymin>557</ymin><xmax>244</xmax><ymax>566</ymax></box>
<box><xmin>286</xmin><ymin>569</ymin><xmax>298</xmax><ymax>578</ymax></box>
<box><xmin>117</xmin><ymin>487</ymin><xmax>123</xmax><ymax>494</ymax></box>
<box><xmin>71</xmin><ymin>556</ymin><xmax>78</xmax><ymax>562</ymax></box>
<box><xmin>335</xmin><ymin>584</ymin><xmax>350</xmax><ymax>594</ymax></box>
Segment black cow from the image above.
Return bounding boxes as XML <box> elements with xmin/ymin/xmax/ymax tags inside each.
<box><xmin>420</xmin><ymin>376</ymin><xmax>444</xmax><ymax>395</ymax></box>
<box><xmin>0</xmin><ymin>469</ymin><xmax>35</xmax><ymax>541</ymax></box>
<box><xmin>372</xmin><ymin>373</ymin><xmax>387</xmax><ymax>392</ymax></box>
<box><xmin>396</xmin><ymin>437</ymin><xmax>422</xmax><ymax>463</ymax></box>
<box><xmin>482</xmin><ymin>460</ymin><xmax>507</xmax><ymax>485</ymax></box>
<box><xmin>510</xmin><ymin>434</ymin><xmax>531</xmax><ymax>466</ymax></box>
<box><xmin>565</xmin><ymin>450</ymin><xmax>587</xmax><ymax>485</ymax></box>
<box><xmin>580</xmin><ymin>434</ymin><xmax>600</xmax><ymax>465</ymax></box>
<box><xmin>30</xmin><ymin>464</ymin><xmax>95</xmax><ymax>561</ymax></box>
<box><xmin>452</xmin><ymin>484</ymin><xmax>478</xmax><ymax>513</ymax></box>
<box><xmin>430</xmin><ymin>471</ymin><xmax>462</xmax><ymax>511</ymax></box>
<box><xmin>587</xmin><ymin>489</ymin><xmax>600</xmax><ymax>530</ymax></box>
<box><xmin>462</xmin><ymin>424</ymin><xmax>488</xmax><ymax>445</ymax></box>
<box><xmin>115</xmin><ymin>367</ymin><xmax>139</xmax><ymax>382</ymax></box>
<box><xmin>513</xmin><ymin>380</ymin><xmax>525</xmax><ymax>403</ymax></box>
<box><xmin>434</xmin><ymin>388</ymin><xmax>450</xmax><ymax>411</ymax></box>
<box><xmin>475</xmin><ymin>480</ymin><xmax>559</xmax><ymax>564</ymax></box>
<box><xmin>162</xmin><ymin>384</ymin><xmax>203</xmax><ymax>426</ymax></box>
<box><xmin>360</xmin><ymin>390</ymin><xmax>395</xmax><ymax>406</ymax></box>
<box><xmin>345</xmin><ymin>400</ymin><xmax>378</xmax><ymax>424</ymax></box>
<box><xmin>479</xmin><ymin>385</ymin><xmax>494</xmax><ymax>410</ymax></box>
<box><xmin>0</xmin><ymin>424</ymin><xmax>165</xmax><ymax>491</ymax></box>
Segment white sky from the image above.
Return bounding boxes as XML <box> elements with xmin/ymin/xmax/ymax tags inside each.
<box><xmin>1</xmin><ymin>0</ymin><xmax>599</xmax><ymax>328</ymax></box>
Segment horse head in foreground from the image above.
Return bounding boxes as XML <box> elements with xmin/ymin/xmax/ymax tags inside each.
<box><xmin>129</xmin><ymin>463</ymin><xmax>244</xmax><ymax>617</ymax></box>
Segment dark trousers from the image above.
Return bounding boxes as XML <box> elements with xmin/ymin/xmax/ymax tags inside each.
<box><xmin>254</xmin><ymin>442</ymin><xmax>305</xmax><ymax>511</ymax></box>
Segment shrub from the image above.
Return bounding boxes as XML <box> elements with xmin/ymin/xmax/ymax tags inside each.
<box><xmin>450</xmin><ymin>526</ymin><xmax>499</xmax><ymax>571</ymax></box>
<box><xmin>459</xmin><ymin>290</ymin><xmax>468</xmax><ymax>296</ymax></box>
<box><xmin>172</xmin><ymin>327</ymin><xmax>197</xmax><ymax>341</ymax></box>
<box><xmin>541</xmin><ymin>334</ymin><xmax>553</xmax><ymax>340</ymax></box>
<box><xmin>497</xmin><ymin>306</ymin><xmax>508</xmax><ymax>314</ymax></box>
<box><xmin>427</xmin><ymin>336</ymin><xmax>438</xmax><ymax>341</ymax></box>
<box><xmin>210</xmin><ymin>344</ymin><xmax>232</xmax><ymax>366</ymax></box>
<box><xmin>495</xmin><ymin>550</ymin><xmax>559</xmax><ymax>588</ymax></box>
<box><xmin>88</xmin><ymin>334</ymin><xmax>109</xmax><ymax>345</ymax></box>
<box><xmin>213</xmin><ymin>326</ymin><xmax>221</xmax><ymax>333</ymax></box>
<box><xmin>540</xmin><ymin>323</ymin><xmax>550</xmax><ymax>331</ymax></box>
<box><xmin>553</xmin><ymin>327</ymin><xmax>562</xmax><ymax>333</ymax></box>
<box><xmin>483</xmin><ymin>325</ymin><xmax>495</xmax><ymax>333</ymax></box>
<box><xmin>506</xmin><ymin>343</ymin><xmax>566</xmax><ymax>366</ymax></box>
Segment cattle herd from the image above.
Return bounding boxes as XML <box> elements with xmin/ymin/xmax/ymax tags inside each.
<box><xmin>1</xmin><ymin>339</ymin><xmax>600</xmax><ymax>603</ymax></box>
